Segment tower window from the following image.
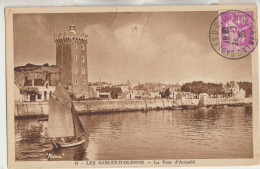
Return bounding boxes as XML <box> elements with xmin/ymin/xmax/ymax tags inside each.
<box><xmin>74</xmin><ymin>68</ymin><xmax>78</xmax><ymax>74</ymax></box>
<box><xmin>82</xmin><ymin>56</ymin><xmax>85</xmax><ymax>62</ymax></box>
<box><xmin>75</xmin><ymin>80</ymin><xmax>78</xmax><ymax>84</ymax></box>
<box><xmin>75</xmin><ymin>56</ymin><xmax>77</xmax><ymax>61</ymax></box>
<box><xmin>81</xmin><ymin>44</ymin><xmax>85</xmax><ymax>52</ymax></box>
<box><xmin>82</xmin><ymin>80</ymin><xmax>86</xmax><ymax>84</ymax></box>
<box><xmin>74</xmin><ymin>44</ymin><xmax>77</xmax><ymax>49</ymax></box>
<box><xmin>82</xmin><ymin>68</ymin><xmax>85</xmax><ymax>74</ymax></box>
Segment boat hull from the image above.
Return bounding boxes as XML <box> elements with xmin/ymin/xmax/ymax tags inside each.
<box><xmin>60</xmin><ymin>138</ymin><xmax>85</xmax><ymax>148</ymax></box>
<box><xmin>172</xmin><ymin>107</ymin><xmax>182</xmax><ymax>110</ymax></box>
<box><xmin>52</xmin><ymin>138</ymin><xmax>85</xmax><ymax>149</ymax></box>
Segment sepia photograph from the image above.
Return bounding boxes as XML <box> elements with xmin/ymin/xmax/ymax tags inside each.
<box><xmin>6</xmin><ymin>5</ymin><xmax>259</xmax><ymax>168</ymax></box>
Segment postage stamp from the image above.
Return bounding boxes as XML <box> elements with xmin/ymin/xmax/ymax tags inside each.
<box><xmin>209</xmin><ymin>10</ymin><xmax>257</xmax><ymax>59</ymax></box>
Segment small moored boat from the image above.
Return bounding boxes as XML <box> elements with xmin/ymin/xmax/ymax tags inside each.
<box><xmin>47</xmin><ymin>83</ymin><xmax>86</xmax><ymax>150</ymax></box>
<box><xmin>172</xmin><ymin>107</ymin><xmax>182</xmax><ymax>110</ymax></box>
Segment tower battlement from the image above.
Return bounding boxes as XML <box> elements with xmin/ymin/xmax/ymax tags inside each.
<box><xmin>54</xmin><ymin>32</ymin><xmax>88</xmax><ymax>44</ymax></box>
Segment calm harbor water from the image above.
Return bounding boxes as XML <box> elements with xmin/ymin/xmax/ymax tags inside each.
<box><xmin>15</xmin><ymin>106</ymin><xmax>253</xmax><ymax>161</ymax></box>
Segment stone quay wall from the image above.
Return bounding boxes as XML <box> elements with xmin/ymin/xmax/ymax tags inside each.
<box><xmin>14</xmin><ymin>98</ymin><xmax>252</xmax><ymax>117</ymax></box>
<box><xmin>15</xmin><ymin>101</ymin><xmax>49</xmax><ymax>118</ymax></box>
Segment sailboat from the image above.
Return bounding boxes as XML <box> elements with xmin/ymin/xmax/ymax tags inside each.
<box><xmin>47</xmin><ymin>83</ymin><xmax>85</xmax><ymax>150</ymax></box>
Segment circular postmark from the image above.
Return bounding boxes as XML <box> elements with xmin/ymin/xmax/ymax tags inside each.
<box><xmin>209</xmin><ymin>10</ymin><xmax>257</xmax><ymax>60</ymax></box>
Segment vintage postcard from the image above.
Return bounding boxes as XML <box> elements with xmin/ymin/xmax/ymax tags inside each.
<box><xmin>5</xmin><ymin>5</ymin><xmax>259</xmax><ymax>168</ymax></box>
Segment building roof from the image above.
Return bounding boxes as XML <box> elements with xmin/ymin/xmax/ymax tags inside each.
<box><xmin>14</xmin><ymin>63</ymin><xmax>58</xmax><ymax>72</ymax></box>
<box><xmin>224</xmin><ymin>82</ymin><xmax>239</xmax><ymax>89</ymax></box>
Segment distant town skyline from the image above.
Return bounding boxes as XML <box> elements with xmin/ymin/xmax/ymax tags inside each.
<box><xmin>14</xmin><ymin>12</ymin><xmax>252</xmax><ymax>84</ymax></box>
<box><xmin>14</xmin><ymin>63</ymin><xmax>251</xmax><ymax>86</ymax></box>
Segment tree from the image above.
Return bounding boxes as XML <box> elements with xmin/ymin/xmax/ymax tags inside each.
<box><xmin>181</xmin><ymin>81</ymin><xmax>223</xmax><ymax>96</ymax></box>
<box><xmin>238</xmin><ymin>81</ymin><xmax>252</xmax><ymax>97</ymax></box>
<box><xmin>165</xmin><ymin>88</ymin><xmax>170</xmax><ymax>98</ymax></box>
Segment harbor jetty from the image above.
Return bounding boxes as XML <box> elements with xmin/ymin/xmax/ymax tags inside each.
<box><xmin>14</xmin><ymin>98</ymin><xmax>252</xmax><ymax>118</ymax></box>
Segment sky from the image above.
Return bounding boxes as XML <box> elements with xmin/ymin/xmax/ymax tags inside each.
<box><xmin>13</xmin><ymin>12</ymin><xmax>252</xmax><ymax>84</ymax></box>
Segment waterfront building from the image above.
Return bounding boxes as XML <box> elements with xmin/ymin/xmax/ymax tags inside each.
<box><xmin>166</xmin><ymin>83</ymin><xmax>181</xmax><ymax>92</ymax></box>
<box><xmin>224</xmin><ymin>81</ymin><xmax>246</xmax><ymax>98</ymax></box>
<box><xmin>120</xmin><ymin>85</ymin><xmax>129</xmax><ymax>93</ymax></box>
<box><xmin>54</xmin><ymin>24</ymin><xmax>89</xmax><ymax>99</ymax></box>
<box><xmin>127</xmin><ymin>89</ymin><xmax>145</xmax><ymax>99</ymax></box>
<box><xmin>14</xmin><ymin>63</ymin><xmax>59</xmax><ymax>102</ymax></box>
<box><xmin>21</xmin><ymin>83</ymin><xmax>56</xmax><ymax>102</ymax></box>
<box><xmin>170</xmin><ymin>91</ymin><xmax>178</xmax><ymax>99</ymax></box>
<box><xmin>149</xmin><ymin>91</ymin><xmax>161</xmax><ymax>99</ymax></box>
<box><xmin>152</xmin><ymin>83</ymin><xmax>164</xmax><ymax>91</ymax></box>
<box><xmin>98</xmin><ymin>86</ymin><xmax>122</xmax><ymax>99</ymax></box>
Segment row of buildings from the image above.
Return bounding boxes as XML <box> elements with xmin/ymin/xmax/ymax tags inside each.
<box><xmin>88</xmin><ymin>81</ymin><xmax>181</xmax><ymax>100</ymax></box>
<box><xmin>88</xmin><ymin>81</ymin><xmax>246</xmax><ymax>100</ymax></box>
<box><xmin>14</xmin><ymin>64</ymin><xmax>246</xmax><ymax>102</ymax></box>
<box><xmin>14</xmin><ymin>64</ymin><xmax>182</xmax><ymax>102</ymax></box>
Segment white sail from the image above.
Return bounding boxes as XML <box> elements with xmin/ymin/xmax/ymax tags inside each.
<box><xmin>47</xmin><ymin>82</ymin><xmax>85</xmax><ymax>138</ymax></box>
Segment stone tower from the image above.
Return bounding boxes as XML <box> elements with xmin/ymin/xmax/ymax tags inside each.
<box><xmin>54</xmin><ymin>24</ymin><xmax>89</xmax><ymax>99</ymax></box>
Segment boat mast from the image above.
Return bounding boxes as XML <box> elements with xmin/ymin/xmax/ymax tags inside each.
<box><xmin>72</xmin><ymin>103</ymin><xmax>77</xmax><ymax>138</ymax></box>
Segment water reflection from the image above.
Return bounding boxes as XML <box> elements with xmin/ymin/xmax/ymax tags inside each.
<box><xmin>15</xmin><ymin>119</ymin><xmax>88</xmax><ymax>161</ymax></box>
<box><xmin>15</xmin><ymin>106</ymin><xmax>253</xmax><ymax>161</ymax></box>
<box><xmin>45</xmin><ymin>143</ymin><xmax>86</xmax><ymax>161</ymax></box>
